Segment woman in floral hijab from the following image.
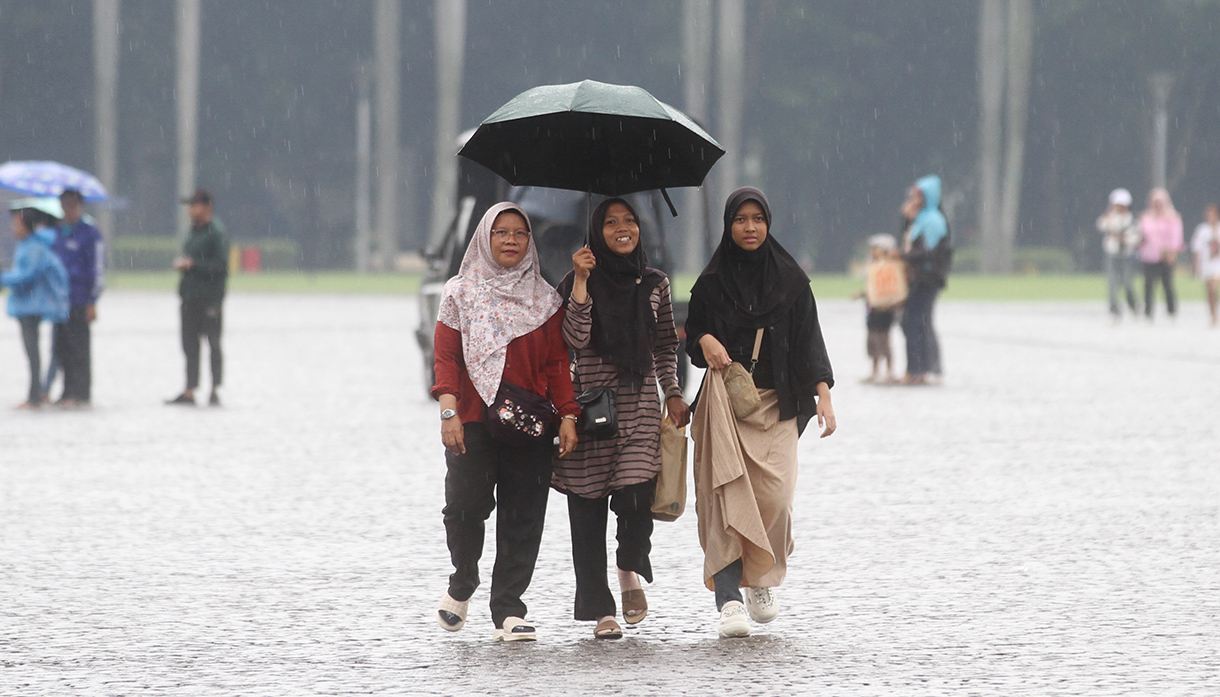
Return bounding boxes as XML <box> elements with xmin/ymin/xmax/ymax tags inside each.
<box><xmin>431</xmin><ymin>202</ymin><xmax>579</xmax><ymax>642</ymax></box>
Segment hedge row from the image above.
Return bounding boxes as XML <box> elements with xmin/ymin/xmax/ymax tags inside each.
<box><xmin>110</xmin><ymin>236</ymin><xmax>300</xmax><ymax>271</ymax></box>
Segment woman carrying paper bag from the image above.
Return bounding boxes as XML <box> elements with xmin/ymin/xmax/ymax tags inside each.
<box><xmin>685</xmin><ymin>187</ymin><xmax>836</xmax><ymax>638</ymax></box>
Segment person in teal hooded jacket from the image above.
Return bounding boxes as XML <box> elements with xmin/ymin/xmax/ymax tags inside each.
<box><xmin>2</xmin><ymin>198</ymin><xmax>70</xmax><ymax>407</ymax></box>
<box><xmin>898</xmin><ymin>175</ymin><xmax>951</xmax><ymax>384</ymax></box>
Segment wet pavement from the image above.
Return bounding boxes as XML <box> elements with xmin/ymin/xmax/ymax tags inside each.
<box><xmin>2</xmin><ymin>290</ymin><xmax>1218</xmax><ymax>695</ymax></box>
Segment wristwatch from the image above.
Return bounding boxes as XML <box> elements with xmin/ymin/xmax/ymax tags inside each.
<box><xmin>440</xmin><ymin>408</ymin><xmax>457</xmax><ymax>420</ymax></box>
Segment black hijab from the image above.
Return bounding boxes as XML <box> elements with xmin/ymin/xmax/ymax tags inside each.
<box><xmin>692</xmin><ymin>187</ymin><xmax>809</xmax><ymax>329</ymax></box>
<box><xmin>558</xmin><ymin>197</ymin><xmax>664</xmax><ymax>382</ymax></box>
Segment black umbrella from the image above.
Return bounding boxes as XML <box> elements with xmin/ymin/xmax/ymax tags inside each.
<box><xmin>458</xmin><ymin>80</ymin><xmax>724</xmax><ymax>215</ymax></box>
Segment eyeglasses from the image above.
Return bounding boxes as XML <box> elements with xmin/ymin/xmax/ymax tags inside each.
<box><xmin>491</xmin><ymin>229</ymin><xmax>531</xmax><ymax>241</ymax></box>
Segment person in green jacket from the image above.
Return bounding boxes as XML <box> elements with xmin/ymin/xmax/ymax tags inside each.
<box><xmin>166</xmin><ymin>188</ymin><xmax>229</xmax><ymax>407</ymax></box>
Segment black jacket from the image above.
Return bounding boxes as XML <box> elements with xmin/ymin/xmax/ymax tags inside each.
<box><xmin>685</xmin><ymin>284</ymin><xmax>833</xmax><ymax>435</ymax></box>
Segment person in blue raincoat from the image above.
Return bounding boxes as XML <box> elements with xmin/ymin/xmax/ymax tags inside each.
<box><xmin>898</xmin><ymin>175</ymin><xmax>952</xmax><ymax>385</ymax></box>
<box><xmin>2</xmin><ymin>198</ymin><xmax>70</xmax><ymax>408</ymax></box>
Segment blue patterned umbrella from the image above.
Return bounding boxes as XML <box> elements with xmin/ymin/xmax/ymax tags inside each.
<box><xmin>0</xmin><ymin>160</ymin><xmax>109</xmax><ymax>202</ymax></box>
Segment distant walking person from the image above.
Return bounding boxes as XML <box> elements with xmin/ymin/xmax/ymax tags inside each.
<box><xmin>166</xmin><ymin>189</ymin><xmax>229</xmax><ymax>407</ymax></box>
<box><xmin>899</xmin><ymin>175</ymin><xmax>951</xmax><ymax>385</ymax></box>
<box><xmin>51</xmin><ymin>189</ymin><xmax>104</xmax><ymax>407</ymax></box>
<box><xmin>1138</xmin><ymin>188</ymin><xmax>1184</xmax><ymax>321</ymax></box>
<box><xmin>2</xmin><ymin>198</ymin><xmax>69</xmax><ymax>409</ymax></box>
<box><xmin>1096</xmin><ymin>188</ymin><xmax>1140</xmax><ymax>320</ymax></box>
<box><xmin>432</xmin><ymin>202</ymin><xmax>579</xmax><ymax>642</ymax></box>
<box><xmin>686</xmin><ymin>187</ymin><xmax>836</xmax><ymax>639</ymax></box>
<box><xmin>1191</xmin><ymin>203</ymin><xmax>1220</xmax><ymax>327</ymax></box>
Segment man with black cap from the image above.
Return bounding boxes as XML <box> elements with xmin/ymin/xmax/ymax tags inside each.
<box><xmin>51</xmin><ymin>188</ymin><xmax>105</xmax><ymax>407</ymax></box>
<box><xmin>167</xmin><ymin>188</ymin><xmax>229</xmax><ymax>407</ymax></box>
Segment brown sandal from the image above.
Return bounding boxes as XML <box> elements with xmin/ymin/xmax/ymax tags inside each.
<box><xmin>594</xmin><ymin>617</ymin><xmax>622</xmax><ymax>639</ymax></box>
<box><xmin>621</xmin><ymin>589</ymin><xmax>647</xmax><ymax>624</ymax></box>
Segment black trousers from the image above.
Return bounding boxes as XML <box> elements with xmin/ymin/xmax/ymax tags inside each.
<box><xmin>181</xmin><ymin>298</ymin><xmax>223</xmax><ymax>390</ymax></box>
<box><xmin>1143</xmin><ymin>261</ymin><xmax>1177</xmax><ymax>318</ymax></box>
<box><xmin>443</xmin><ymin>422</ymin><xmax>552</xmax><ymax>627</ymax></box>
<box><xmin>18</xmin><ymin>316</ymin><xmax>44</xmax><ymax>404</ymax></box>
<box><xmin>566</xmin><ymin>478</ymin><xmax>655</xmax><ymax>621</ymax></box>
<box><xmin>713</xmin><ymin>558</ymin><xmax>744</xmax><ymax>610</ymax></box>
<box><xmin>900</xmin><ymin>283</ymin><xmax>942</xmax><ymax>377</ymax></box>
<box><xmin>53</xmin><ymin>306</ymin><xmax>92</xmax><ymax>401</ymax></box>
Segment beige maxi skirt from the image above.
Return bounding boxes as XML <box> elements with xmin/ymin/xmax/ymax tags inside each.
<box><xmin>691</xmin><ymin>368</ymin><xmax>799</xmax><ymax>590</ymax></box>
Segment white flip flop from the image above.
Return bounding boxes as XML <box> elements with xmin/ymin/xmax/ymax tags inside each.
<box><xmin>493</xmin><ymin>616</ymin><xmax>536</xmax><ymax>642</ymax></box>
<box><xmin>437</xmin><ymin>591</ymin><xmax>469</xmax><ymax>632</ymax></box>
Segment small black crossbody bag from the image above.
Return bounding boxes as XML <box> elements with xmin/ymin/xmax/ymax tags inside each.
<box><xmin>575</xmin><ymin>386</ymin><xmax>618</xmax><ymax>439</ymax></box>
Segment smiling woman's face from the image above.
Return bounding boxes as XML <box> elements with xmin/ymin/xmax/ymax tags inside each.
<box><xmin>489</xmin><ymin>211</ymin><xmax>530</xmax><ymax>268</ymax></box>
<box><xmin>730</xmin><ymin>201</ymin><xmax>768</xmax><ymax>251</ymax></box>
<box><xmin>601</xmin><ymin>202</ymin><xmax>639</xmax><ymax>256</ymax></box>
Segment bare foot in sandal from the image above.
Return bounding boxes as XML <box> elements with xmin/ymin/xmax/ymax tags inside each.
<box><xmin>618</xmin><ymin>568</ymin><xmax>647</xmax><ymax>624</ymax></box>
<box><xmin>594</xmin><ymin>616</ymin><xmax>622</xmax><ymax>639</ymax></box>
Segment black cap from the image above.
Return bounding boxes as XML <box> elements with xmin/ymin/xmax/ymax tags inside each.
<box><xmin>180</xmin><ymin>188</ymin><xmax>213</xmax><ymax>205</ymax></box>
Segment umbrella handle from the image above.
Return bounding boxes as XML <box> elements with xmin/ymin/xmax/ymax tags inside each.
<box><xmin>660</xmin><ymin>188</ymin><xmax>678</xmax><ymax>217</ymax></box>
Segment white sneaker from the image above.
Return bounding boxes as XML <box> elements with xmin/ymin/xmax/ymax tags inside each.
<box><xmin>493</xmin><ymin>616</ymin><xmax>536</xmax><ymax>642</ymax></box>
<box><xmin>718</xmin><ymin>600</ymin><xmax>751</xmax><ymax>638</ymax></box>
<box><xmin>744</xmin><ymin>586</ymin><xmax>779</xmax><ymax>623</ymax></box>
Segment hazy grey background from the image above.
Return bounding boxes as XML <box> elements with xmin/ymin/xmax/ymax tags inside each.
<box><xmin>2</xmin><ymin>1</ymin><xmax>1219</xmax><ymax>271</ymax></box>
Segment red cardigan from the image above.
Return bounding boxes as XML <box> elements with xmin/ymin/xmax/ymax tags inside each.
<box><xmin>431</xmin><ymin>312</ymin><xmax>579</xmax><ymax>424</ymax></box>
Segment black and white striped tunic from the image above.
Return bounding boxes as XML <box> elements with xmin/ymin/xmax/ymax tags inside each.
<box><xmin>552</xmin><ymin>274</ymin><xmax>683</xmax><ymax>499</ymax></box>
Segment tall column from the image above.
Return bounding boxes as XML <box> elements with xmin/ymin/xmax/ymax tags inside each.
<box><xmin>428</xmin><ymin>0</ymin><xmax>467</xmax><ymax>248</ymax></box>
<box><xmin>976</xmin><ymin>0</ymin><xmax>1005</xmax><ymax>272</ymax></box>
<box><xmin>681</xmin><ymin>0</ymin><xmax>713</xmax><ymax>272</ymax></box>
<box><xmin>374</xmin><ymin>0</ymin><xmax>401</xmax><ymax>269</ymax></box>
<box><xmin>715</xmin><ymin>0</ymin><xmax>745</xmax><ymax>251</ymax></box>
<box><xmin>354</xmin><ymin>63</ymin><xmax>373</xmax><ymax>272</ymax></box>
<box><xmin>998</xmin><ymin>0</ymin><xmax>1033</xmax><ymax>273</ymax></box>
<box><xmin>93</xmin><ymin>0</ymin><xmax>120</xmax><ymax>249</ymax></box>
<box><xmin>1149</xmin><ymin>72</ymin><xmax>1174</xmax><ymax>190</ymax></box>
<box><xmin>175</xmin><ymin>0</ymin><xmax>201</xmax><ymax>238</ymax></box>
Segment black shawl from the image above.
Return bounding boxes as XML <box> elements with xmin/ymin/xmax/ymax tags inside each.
<box><xmin>685</xmin><ymin>187</ymin><xmax>833</xmax><ymax>432</ymax></box>
<box><xmin>557</xmin><ymin>197</ymin><xmax>663</xmax><ymax>383</ymax></box>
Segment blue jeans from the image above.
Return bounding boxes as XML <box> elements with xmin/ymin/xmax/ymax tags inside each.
<box><xmin>1105</xmin><ymin>254</ymin><xmax>1138</xmax><ymax>316</ymax></box>
<box><xmin>19</xmin><ymin>316</ymin><xmax>45</xmax><ymax>404</ymax></box>
<box><xmin>901</xmin><ymin>283</ymin><xmax>941</xmax><ymax>377</ymax></box>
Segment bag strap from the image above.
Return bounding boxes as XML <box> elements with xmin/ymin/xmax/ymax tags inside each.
<box><xmin>749</xmin><ymin>328</ymin><xmax>764</xmax><ymax>375</ymax></box>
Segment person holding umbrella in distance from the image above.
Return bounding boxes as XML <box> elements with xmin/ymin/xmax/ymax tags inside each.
<box><xmin>2</xmin><ymin>197</ymin><xmax>69</xmax><ymax>408</ymax></box>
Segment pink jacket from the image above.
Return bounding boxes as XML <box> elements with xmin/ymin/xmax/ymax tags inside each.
<box><xmin>1138</xmin><ymin>214</ymin><xmax>1183</xmax><ymax>264</ymax></box>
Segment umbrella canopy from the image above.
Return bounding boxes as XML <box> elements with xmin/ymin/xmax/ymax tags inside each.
<box><xmin>0</xmin><ymin>160</ymin><xmax>109</xmax><ymax>202</ymax></box>
<box><xmin>458</xmin><ymin>80</ymin><xmax>724</xmax><ymax>198</ymax></box>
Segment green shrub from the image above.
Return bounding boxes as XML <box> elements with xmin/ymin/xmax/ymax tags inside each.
<box><xmin>111</xmin><ymin>236</ymin><xmax>180</xmax><ymax>271</ymax></box>
<box><xmin>110</xmin><ymin>236</ymin><xmax>301</xmax><ymax>271</ymax></box>
<box><xmin>952</xmin><ymin>246</ymin><xmax>1076</xmax><ymax>274</ymax></box>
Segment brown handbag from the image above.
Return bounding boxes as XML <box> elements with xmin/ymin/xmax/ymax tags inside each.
<box><xmin>651</xmin><ymin>405</ymin><xmax>688</xmax><ymax>522</ymax></box>
<box><xmin>723</xmin><ymin>328</ymin><xmax>764</xmax><ymax>419</ymax></box>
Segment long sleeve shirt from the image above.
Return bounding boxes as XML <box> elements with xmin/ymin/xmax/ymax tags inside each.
<box><xmin>53</xmin><ymin>219</ymin><xmax>104</xmax><ymax>307</ymax></box>
<box><xmin>1138</xmin><ymin>214</ymin><xmax>1184</xmax><ymax>264</ymax></box>
<box><xmin>431</xmin><ymin>311</ymin><xmax>579</xmax><ymax>425</ymax></box>
<box><xmin>179</xmin><ymin>219</ymin><xmax>230</xmax><ymax>301</ymax></box>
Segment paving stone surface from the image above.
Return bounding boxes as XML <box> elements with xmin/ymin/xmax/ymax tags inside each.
<box><xmin>2</xmin><ymin>291</ymin><xmax>1217</xmax><ymax>695</ymax></box>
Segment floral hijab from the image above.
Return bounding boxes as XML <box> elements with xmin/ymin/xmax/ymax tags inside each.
<box><xmin>437</xmin><ymin>202</ymin><xmax>561</xmax><ymax>405</ymax></box>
